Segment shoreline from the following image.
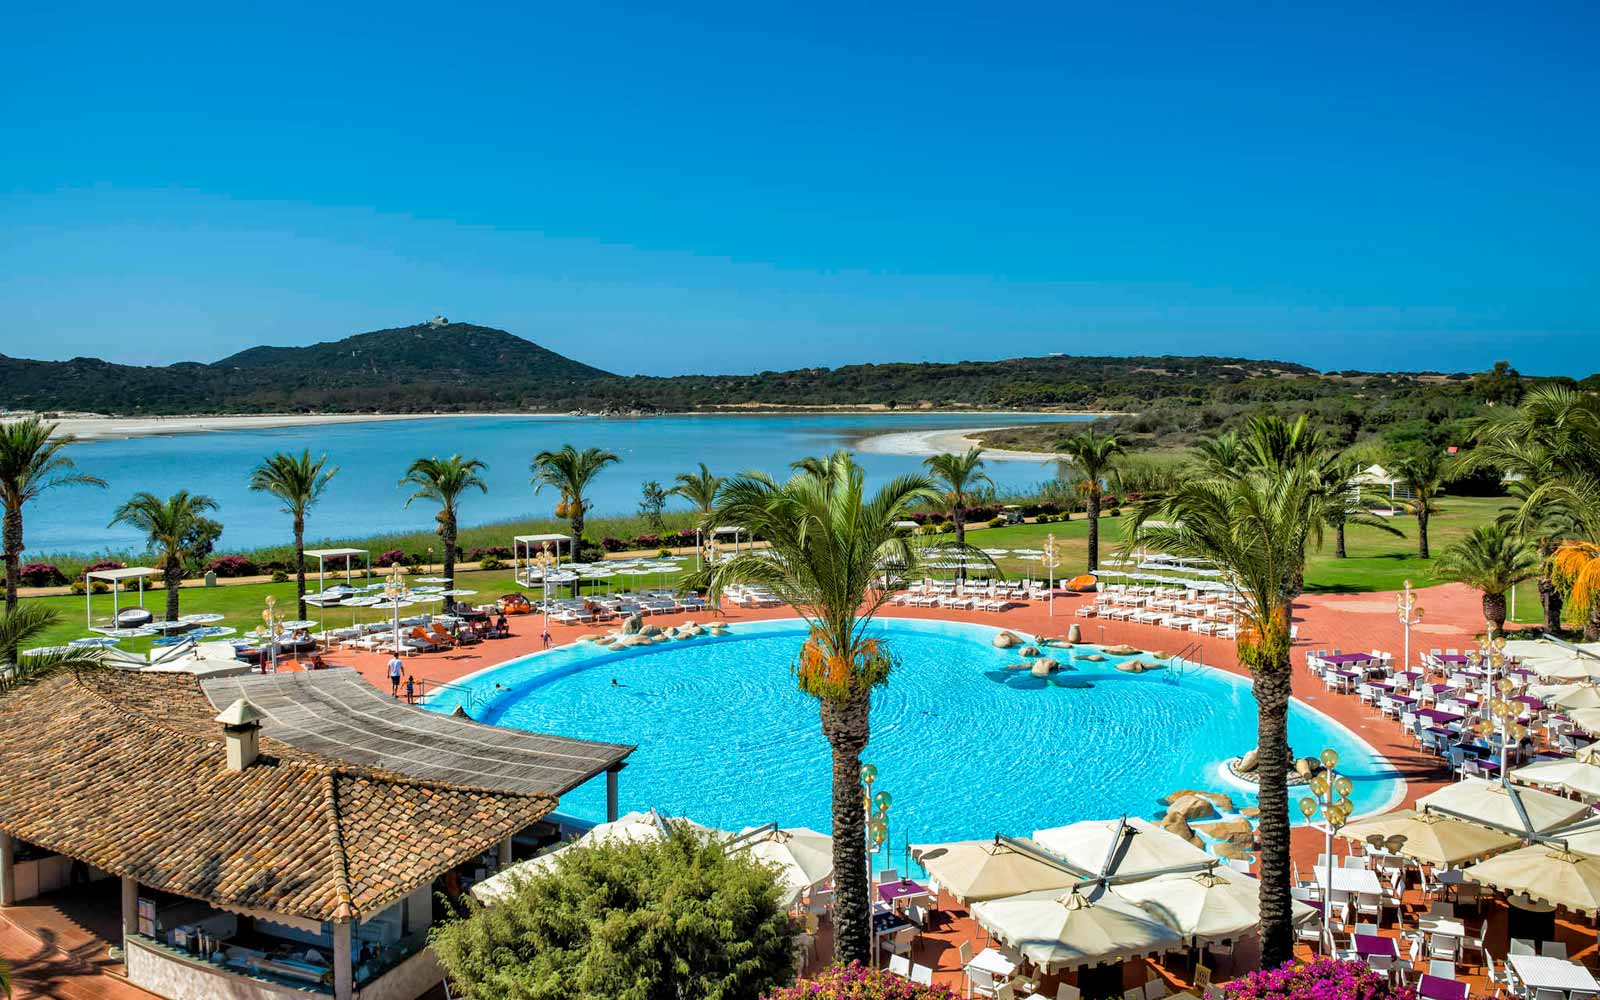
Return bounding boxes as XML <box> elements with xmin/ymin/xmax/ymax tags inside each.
<box><xmin>27</xmin><ymin>408</ymin><xmax>1111</xmax><ymax>443</ymax></box>
<box><xmin>854</xmin><ymin>425</ymin><xmax>1066</xmax><ymax>462</ymax></box>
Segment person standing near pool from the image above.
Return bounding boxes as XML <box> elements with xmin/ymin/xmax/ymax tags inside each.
<box><xmin>387</xmin><ymin>655</ymin><xmax>403</xmax><ymax>698</ymax></box>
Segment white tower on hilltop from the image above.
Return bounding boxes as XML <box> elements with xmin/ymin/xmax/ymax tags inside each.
<box><xmin>428</xmin><ymin>315</ymin><xmax>449</xmax><ymax>328</ymax></box>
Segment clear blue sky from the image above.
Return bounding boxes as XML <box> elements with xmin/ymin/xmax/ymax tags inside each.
<box><xmin>3</xmin><ymin>1</ymin><xmax>1596</xmax><ymax>375</ymax></box>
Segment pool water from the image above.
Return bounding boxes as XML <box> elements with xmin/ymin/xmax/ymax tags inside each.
<box><xmin>427</xmin><ymin>618</ymin><xmax>1400</xmax><ymax>855</ymax></box>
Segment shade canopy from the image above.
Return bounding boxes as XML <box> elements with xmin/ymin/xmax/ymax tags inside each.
<box><xmin>1416</xmin><ymin>778</ymin><xmax>1591</xmax><ymax>835</ymax></box>
<box><xmin>1337</xmin><ymin>809</ymin><xmax>1519</xmax><ymax>867</ymax></box>
<box><xmin>1532</xmin><ymin>657</ymin><xmax>1600</xmax><ymax>683</ymax></box>
<box><xmin>1113</xmin><ymin>866</ymin><xmax>1318</xmax><ymax>945</ymax></box>
<box><xmin>910</xmin><ymin>838</ymin><xmax>1080</xmax><ymax>903</ymax></box>
<box><xmin>1567</xmin><ymin>707</ymin><xmax>1600</xmax><ymax>736</ymax></box>
<box><xmin>1511</xmin><ymin>749</ymin><xmax>1600</xmax><ymax>801</ymax></box>
<box><xmin>732</xmin><ymin>826</ymin><xmax>833</xmax><ymax>905</ymax></box>
<box><xmin>971</xmin><ymin>886</ymin><xmax>1185</xmax><ymax>973</ymax></box>
<box><xmin>1554</xmin><ymin>687</ymin><xmax>1600</xmax><ymax>711</ymax></box>
<box><xmin>1464</xmin><ymin>843</ymin><xmax>1600</xmax><ymax>916</ymax></box>
<box><xmin>1032</xmin><ymin>817</ymin><xmax>1214</xmax><ymax>882</ymax></box>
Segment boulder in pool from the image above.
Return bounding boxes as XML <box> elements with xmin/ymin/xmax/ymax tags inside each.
<box><xmin>614</xmin><ymin>634</ymin><xmax>655</xmax><ymax>647</ymax></box>
<box><xmin>1019</xmin><ymin>645</ymin><xmax>1041</xmax><ymax>658</ymax></box>
<box><xmin>1077</xmin><ymin>653</ymin><xmax>1106</xmax><ymax>662</ymax></box>
<box><xmin>641</xmin><ymin>624</ymin><xmax>662</xmax><ymax>637</ymax></box>
<box><xmin>621</xmin><ymin>613</ymin><xmax>644</xmax><ymax>635</ymax></box>
<box><xmin>1103</xmin><ymin>643</ymin><xmax>1140</xmax><ymax>656</ymax></box>
<box><xmin>1237</xmin><ymin>747</ymin><xmax>1260</xmax><ymax>773</ymax></box>
<box><xmin>1162</xmin><ymin>789</ymin><xmax>1236</xmax><ymax>811</ymax></box>
<box><xmin>992</xmin><ymin>631</ymin><xmax>1022</xmax><ymax>649</ymax></box>
<box><xmin>1214</xmin><ymin>842</ymin><xmax>1253</xmax><ymax>861</ymax></box>
<box><xmin>1164</xmin><ymin>793</ymin><xmax>1219</xmax><ymax>823</ymax></box>
<box><xmin>1161</xmin><ymin>814</ymin><xmax>1205</xmax><ymax>848</ymax></box>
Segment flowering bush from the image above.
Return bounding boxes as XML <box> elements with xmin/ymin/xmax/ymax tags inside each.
<box><xmin>963</xmin><ymin>505</ymin><xmax>998</xmax><ymax>523</ymax></box>
<box><xmin>1224</xmin><ymin>959</ymin><xmax>1414</xmax><ymax>1000</ymax></box>
<box><xmin>18</xmin><ymin>562</ymin><xmax>68</xmax><ymax>586</ymax></box>
<box><xmin>375</xmin><ymin>548</ymin><xmax>407</xmax><ymax>568</ymax></box>
<box><xmin>632</xmin><ymin>533</ymin><xmax>662</xmax><ymax>549</ymax></box>
<box><xmin>83</xmin><ymin>559</ymin><xmax>127</xmax><ymax>575</ymax></box>
<box><xmin>601</xmin><ymin>536</ymin><xmax>627</xmax><ymax>553</ymax></box>
<box><xmin>765</xmin><ymin>963</ymin><xmax>960</xmax><ymax>1000</ymax></box>
<box><xmin>207</xmin><ymin>555</ymin><xmax>260</xmax><ymax>578</ymax></box>
<box><xmin>467</xmin><ymin>545</ymin><xmax>513</xmax><ymax>561</ymax></box>
<box><xmin>676</xmin><ymin>528</ymin><xmax>696</xmax><ymax>542</ymax></box>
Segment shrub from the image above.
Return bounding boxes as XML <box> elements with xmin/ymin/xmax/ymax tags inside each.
<box><xmin>987</xmin><ymin>517</ymin><xmax>1006</xmax><ymax>528</ymax></box>
<box><xmin>207</xmin><ymin>555</ymin><xmax>260</xmax><ymax>578</ymax></box>
<box><xmin>632</xmin><ymin>533</ymin><xmax>663</xmax><ymax>550</ymax></box>
<box><xmin>601</xmin><ymin>536</ymin><xmax>626</xmax><ymax>553</ymax></box>
<box><xmin>466</xmin><ymin>545</ymin><xmax>513</xmax><ymax>561</ymax></box>
<box><xmin>676</xmin><ymin>528</ymin><xmax>696</xmax><ymax>542</ymax></box>
<box><xmin>658</xmin><ymin>547</ymin><xmax>672</xmax><ymax>558</ymax></box>
<box><xmin>1223</xmin><ymin>958</ymin><xmax>1413</xmax><ymax>1000</ymax></box>
<box><xmin>83</xmin><ymin>559</ymin><xmax>127</xmax><ymax>575</ymax></box>
<box><xmin>1038</xmin><ymin>501</ymin><xmax>1061</xmax><ymax>515</ymax></box>
<box><xmin>766</xmin><ymin>963</ymin><xmax>960</xmax><ymax>1000</ymax></box>
<box><xmin>375</xmin><ymin>548</ymin><xmax>407</xmax><ymax>568</ymax></box>
<box><xmin>271</xmin><ymin>569</ymin><xmax>289</xmax><ymax>583</ymax></box>
<box><xmin>478</xmin><ymin>555</ymin><xmax>504</xmax><ymax>571</ymax></box>
<box><xmin>18</xmin><ymin>562</ymin><xmax>68</xmax><ymax>587</ymax></box>
<box><xmin>431</xmin><ymin>834</ymin><xmax>793</xmax><ymax>1000</ymax></box>
<box><xmin>70</xmin><ymin>579</ymin><xmax>111</xmax><ymax>595</ymax></box>
<box><xmin>964</xmin><ymin>505</ymin><xmax>998</xmax><ymax>523</ymax></box>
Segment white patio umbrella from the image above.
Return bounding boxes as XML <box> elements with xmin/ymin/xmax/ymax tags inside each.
<box><xmin>1114</xmin><ymin>866</ymin><xmax>1318</xmax><ymax>945</ymax></box>
<box><xmin>1566</xmin><ymin>707</ymin><xmax>1600</xmax><ymax>736</ymax></box>
<box><xmin>179</xmin><ymin>612</ymin><xmax>226</xmax><ymax>624</ymax></box>
<box><xmin>971</xmin><ymin>886</ymin><xmax>1185</xmax><ymax>974</ymax></box>
<box><xmin>1554</xmin><ymin>686</ymin><xmax>1600</xmax><ymax>711</ymax></box>
<box><xmin>1032</xmin><ymin>817</ymin><xmax>1214</xmax><ymax>881</ymax></box>
<box><xmin>617</xmin><ymin>567</ymin><xmax>653</xmax><ymax>595</ymax></box>
<box><xmin>1512</xmin><ymin>748</ymin><xmax>1600</xmax><ymax>801</ymax></box>
<box><xmin>415</xmin><ymin>576</ymin><xmax>451</xmax><ymax>584</ymax></box>
<box><xmin>909</xmin><ymin>838</ymin><xmax>1079</xmax><ymax>903</ymax></box>
<box><xmin>1416</xmin><ymin>777</ymin><xmax>1590</xmax><ymax>834</ymax></box>
<box><xmin>1338</xmin><ymin>809</ymin><xmax>1519</xmax><ymax>867</ymax></box>
<box><xmin>1533</xmin><ymin>656</ymin><xmax>1600</xmax><ymax>683</ymax></box>
<box><xmin>732</xmin><ymin>826</ymin><xmax>833</xmax><ymax>905</ymax></box>
<box><xmin>68</xmin><ymin>636</ymin><xmax>122</xmax><ymax>647</ymax></box>
<box><xmin>1463</xmin><ymin>842</ymin><xmax>1600</xmax><ymax>916</ymax></box>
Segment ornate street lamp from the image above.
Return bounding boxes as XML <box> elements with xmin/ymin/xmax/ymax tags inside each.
<box><xmin>261</xmin><ymin>594</ymin><xmax>280</xmax><ymax>673</ymax></box>
<box><xmin>1397</xmin><ymin>580</ymin><xmax>1424</xmax><ymax>670</ymax></box>
<box><xmin>1044</xmin><ymin>533</ymin><xmax>1061</xmax><ymax>618</ymax></box>
<box><xmin>1298</xmin><ymin>748</ymin><xmax>1355</xmax><ymax>953</ymax></box>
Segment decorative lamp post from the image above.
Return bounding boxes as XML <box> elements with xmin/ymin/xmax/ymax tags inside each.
<box><xmin>861</xmin><ymin>762</ymin><xmax>892</xmax><ymax>964</ymax></box>
<box><xmin>261</xmin><ymin>595</ymin><xmax>280</xmax><ymax>673</ymax></box>
<box><xmin>1397</xmin><ymin>580</ymin><xmax>1424</xmax><ymax>670</ymax></box>
<box><xmin>1474</xmin><ymin>635</ymin><xmax>1523</xmax><ymax>776</ymax></box>
<box><xmin>1044</xmin><ymin>533</ymin><xmax>1060</xmax><ymax>618</ymax></box>
<box><xmin>1298</xmin><ymin>748</ymin><xmax>1355</xmax><ymax>953</ymax></box>
<box><xmin>536</xmin><ymin>545</ymin><xmax>555</xmax><ymax>638</ymax></box>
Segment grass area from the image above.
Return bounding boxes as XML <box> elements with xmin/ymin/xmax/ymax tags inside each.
<box><xmin>16</xmin><ymin>493</ymin><xmax>1516</xmax><ymax>655</ymax></box>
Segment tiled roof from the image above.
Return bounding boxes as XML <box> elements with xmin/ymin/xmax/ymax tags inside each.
<box><xmin>0</xmin><ymin>670</ymin><xmax>557</xmax><ymax>922</ymax></box>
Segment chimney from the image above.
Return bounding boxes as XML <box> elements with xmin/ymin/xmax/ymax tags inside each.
<box><xmin>214</xmin><ymin>697</ymin><xmax>267</xmax><ymax>772</ymax></box>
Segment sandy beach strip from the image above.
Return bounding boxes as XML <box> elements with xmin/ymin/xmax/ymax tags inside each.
<box><xmin>41</xmin><ymin>412</ymin><xmax>491</xmax><ymax>441</ymax></box>
<box><xmin>854</xmin><ymin>426</ymin><xmax>1063</xmax><ymax>462</ymax></box>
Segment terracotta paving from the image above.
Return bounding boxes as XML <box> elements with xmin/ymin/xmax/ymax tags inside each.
<box><xmin>2</xmin><ymin>579</ymin><xmax>1583</xmax><ymax>997</ymax></box>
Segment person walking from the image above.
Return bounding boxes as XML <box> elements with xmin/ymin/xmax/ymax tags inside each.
<box><xmin>387</xmin><ymin>654</ymin><xmax>404</xmax><ymax>698</ymax></box>
<box><xmin>404</xmin><ymin>674</ymin><xmax>416</xmax><ymax>704</ymax></box>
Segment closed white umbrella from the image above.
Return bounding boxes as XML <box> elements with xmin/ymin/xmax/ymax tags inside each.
<box><xmin>971</xmin><ymin>886</ymin><xmax>1185</xmax><ymax>974</ymax></box>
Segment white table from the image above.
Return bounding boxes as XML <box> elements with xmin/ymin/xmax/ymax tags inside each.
<box><xmin>1314</xmin><ymin>868</ymin><xmax>1383</xmax><ymax>895</ymax></box>
<box><xmin>1508</xmin><ymin>956</ymin><xmax>1600</xmax><ymax>995</ymax></box>
<box><xmin>1420</xmin><ymin>917</ymin><xmax>1466</xmax><ymax>939</ymax></box>
<box><xmin>966</xmin><ymin>947</ymin><xmax>1018</xmax><ymax>979</ymax></box>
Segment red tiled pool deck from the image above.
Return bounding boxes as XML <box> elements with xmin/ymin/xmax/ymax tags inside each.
<box><xmin>2</xmin><ymin>580</ymin><xmax>1583</xmax><ymax>998</ymax></box>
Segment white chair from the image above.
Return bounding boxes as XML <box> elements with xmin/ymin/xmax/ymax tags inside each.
<box><xmin>1542</xmin><ymin>941</ymin><xmax>1567</xmax><ymax>959</ymax></box>
<box><xmin>1534</xmin><ymin>990</ymin><xmax>1565</xmax><ymax>1000</ymax></box>
<box><xmin>911</xmin><ymin>964</ymin><xmax>934</xmax><ymax>986</ymax></box>
<box><xmin>1509</xmin><ymin>938</ymin><xmax>1536</xmax><ymax>956</ymax></box>
<box><xmin>883</xmin><ymin>926</ymin><xmax>916</xmax><ymax>959</ymax></box>
<box><xmin>1428</xmin><ymin>960</ymin><xmax>1456</xmax><ymax>981</ymax></box>
<box><xmin>969</xmin><ymin>969</ymin><xmax>999</xmax><ymax>999</ymax></box>
<box><xmin>1056</xmin><ymin>985</ymin><xmax>1081</xmax><ymax>1000</ymax></box>
<box><xmin>887</xmin><ymin>955</ymin><xmax>912</xmax><ymax>978</ymax></box>
<box><xmin>1145</xmin><ymin>981</ymin><xmax>1170</xmax><ymax>1000</ymax></box>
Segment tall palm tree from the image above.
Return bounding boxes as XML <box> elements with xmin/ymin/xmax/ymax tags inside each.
<box><xmin>531</xmin><ymin>445</ymin><xmax>619</xmax><ymax>543</ymax></box>
<box><xmin>1320</xmin><ymin>457</ymin><xmax>1403</xmax><ymax>559</ymax></box>
<box><xmin>1433</xmin><ymin>524</ymin><xmax>1539</xmax><ymax>639</ymax></box>
<box><xmin>249</xmin><ymin>450</ymin><xmax>339</xmax><ymax>620</ymax></box>
<box><xmin>924</xmin><ymin>447</ymin><xmax>992</xmax><ymax>570</ymax></box>
<box><xmin>1128</xmin><ymin>462</ymin><xmax>1336</xmax><ymax>968</ymax></box>
<box><xmin>669</xmin><ymin>463</ymin><xmax>722</xmax><ymax>520</ymax></box>
<box><xmin>401</xmin><ymin>455</ymin><xmax>488</xmax><ymax>587</ymax></box>
<box><xmin>108</xmin><ymin>491</ymin><xmax>219</xmax><ymax>621</ymax></box>
<box><xmin>0</xmin><ymin>416</ymin><xmax>104</xmax><ymax>615</ymax></box>
<box><xmin>1057</xmin><ymin>430</ymin><xmax>1125</xmax><ymax>572</ymax></box>
<box><xmin>1189</xmin><ymin>431</ymin><xmax>1244</xmax><ymax>479</ymax></box>
<box><xmin>1389</xmin><ymin>448</ymin><xmax>1450</xmax><ymax>559</ymax></box>
<box><xmin>692</xmin><ymin>451</ymin><xmax>940</xmax><ymax>965</ymax></box>
<box><xmin>1</xmin><ymin>599</ymin><xmax>110</xmax><ymax>695</ymax></box>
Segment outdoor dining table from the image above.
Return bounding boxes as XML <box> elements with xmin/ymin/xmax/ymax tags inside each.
<box><xmin>878</xmin><ymin>878</ymin><xmax>930</xmax><ymax>907</ymax></box>
<box><xmin>1353</xmin><ymin>934</ymin><xmax>1399</xmax><ymax>959</ymax></box>
<box><xmin>1420</xmin><ymin>917</ymin><xmax>1466</xmax><ymax>939</ymax></box>
<box><xmin>1420</xmin><ymin>708</ymin><xmax>1465</xmax><ymax>725</ymax></box>
<box><xmin>1392</xmin><ymin>694</ymin><xmax>1419</xmax><ymax>705</ymax></box>
<box><xmin>1436</xmin><ymin>654</ymin><xmax>1471</xmax><ymax>666</ymax></box>
<box><xmin>1323</xmin><ymin>653</ymin><xmax>1377</xmax><ymax>667</ymax></box>
<box><xmin>1507</xmin><ymin>956</ymin><xmax>1600</xmax><ymax>996</ymax></box>
<box><xmin>1418</xmin><ymin>974</ymin><xmax>1468</xmax><ymax>1000</ymax></box>
<box><xmin>1314</xmin><ymin>867</ymin><xmax>1383</xmax><ymax>895</ymax></box>
<box><xmin>966</xmin><ymin>947</ymin><xmax>1019</xmax><ymax>979</ymax></box>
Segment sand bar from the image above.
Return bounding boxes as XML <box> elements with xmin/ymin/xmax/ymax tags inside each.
<box><xmin>855</xmin><ymin>426</ymin><xmax>1064</xmax><ymax>462</ymax></box>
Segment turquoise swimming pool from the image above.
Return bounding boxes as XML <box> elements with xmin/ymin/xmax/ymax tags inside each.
<box><xmin>426</xmin><ymin>618</ymin><xmax>1401</xmax><ymax>855</ymax></box>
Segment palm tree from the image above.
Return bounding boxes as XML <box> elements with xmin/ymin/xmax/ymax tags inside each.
<box><xmin>924</xmin><ymin>447</ymin><xmax>992</xmax><ymax>569</ymax></box>
<box><xmin>249</xmin><ymin>450</ymin><xmax>339</xmax><ymax>620</ymax></box>
<box><xmin>1057</xmin><ymin>430</ymin><xmax>1125</xmax><ymax>572</ymax></box>
<box><xmin>1320</xmin><ymin>457</ymin><xmax>1403</xmax><ymax>559</ymax></box>
<box><xmin>531</xmin><ymin>445</ymin><xmax>619</xmax><ymax>543</ymax></box>
<box><xmin>1389</xmin><ymin>448</ymin><xmax>1450</xmax><ymax>559</ymax></box>
<box><xmin>1</xmin><ymin>600</ymin><xmax>109</xmax><ymax>695</ymax></box>
<box><xmin>108</xmin><ymin>491</ymin><xmax>219</xmax><ymax>621</ymax></box>
<box><xmin>0</xmin><ymin>416</ymin><xmax>104</xmax><ymax>615</ymax></box>
<box><xmin>670</xmin><ymin>463</ymin><xmax>722</xmax><ymax>520</ymax></box>
<box><xmin>1433</xmin><ymin>524</ymin><xmax>1539</xmax><ymax>638</ymax></box>
<box><xmin>401</xmin><ymin>456</ymin><xmax>488</xmax><ymax>587</ymax></box>
<box><xmin>1189</xmin><ymin>431</ymin><xmax>1243</xmax><ymax>479</ymax></box>
<box><xmin>692</xmin><ymin>451</ymin><xmax>940</xmax><ymax>965</ymax></box>
<box><xmin>1127</xmin><ymin>462</ymin><xmax>1336</xmax><ymax>968</ymax></box>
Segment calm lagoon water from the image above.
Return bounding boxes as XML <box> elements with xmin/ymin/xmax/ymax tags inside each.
<box><xmin>426</xmin><ymin>618</ymin><xmax>1401</xmax><ymax>855</ymax></box>
<box><xmin>27</xmin><ymin>412</ymin><xmax>1089</xmax><ymax>556</ymax></box>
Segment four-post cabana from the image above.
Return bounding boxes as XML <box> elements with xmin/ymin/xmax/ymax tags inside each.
<box><xmin>84</xmin><ymin>566</ymin><xmax>161</xmax><ymax>632</ymax></box>
<box><xmin>513</xmin><ymin>533</ymin><xmax>573</xmax><ymax>588</ymax></box>
<box><xmin>300</xmin><ymin>548</ymin><xmax>372</xmax><ymax>607</ymax></box>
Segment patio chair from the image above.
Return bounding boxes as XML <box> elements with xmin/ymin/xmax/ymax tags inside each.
<box><xmin>1541</xmin><ymin>941</ymin><xmax>1567</xmax><ymax>959</ymax></box>
<box><xmin>1428</xmin><ymin>960</ymin><xmax>1456</xmax><ymax>981</ymax></box>
<box><xmin>958</xmin><ymin>941</ymin><xmax>973</xmax><ymax>967</ymax></box>
<box><xmin>1534</xmin><ymin>990</ymin><xmax>1565</xmax><ymax>1000</ymax></box>
<box><xmin>911</xmin><ymin>965</ymin><xmax>934</xmax><ymax>986</ymax></box>
<box><xmin>882</xmin><ymin>926</ymin><xmax>916</xmax><ymax>960</ymax></box>
<box><xmin>1145</xmin><ymin>979</ymin><xmax>1170</xmax><ymax>1000</ymax></box>
<box><xmin>968</xmin><ymin>974</ymin><xmax>999</xmax><ymax>1000</ymax></box>
<box><xmin>887</xmin><ymin>955</ymin><xmax>912</xmax><ymax>978</ymax></box>
<box><xmin>1124</xmin><ymin>990</ymin><xmax>1145</xmax><ymax>1000</ymax></box>
<box><xmin>1056</xmin><ymin>985</ymin><xmax>1081</xmax><ymax>1000</ymax></box>
<box><xmin>1508</xmin><ymin>938</ymin><xmax>1536</xmax><ymax>957</ymax></box>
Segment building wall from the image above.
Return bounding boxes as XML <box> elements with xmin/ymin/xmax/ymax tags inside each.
<box><xmin>358</xmin><ymin>947</ymin><xmax>444</xmax><ymax>1000</ymax></box>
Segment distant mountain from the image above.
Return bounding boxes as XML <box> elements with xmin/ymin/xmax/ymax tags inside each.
<box><xmin>2</xmin><ymin>319</ymin><xmax>1590</xmax><ymax>418</ymax></box>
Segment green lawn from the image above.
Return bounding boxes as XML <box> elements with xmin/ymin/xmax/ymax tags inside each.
<box><xmin>15</xmin><ymin>493</ymin><xmax>1520</xmax><ymax>654</ymax></box>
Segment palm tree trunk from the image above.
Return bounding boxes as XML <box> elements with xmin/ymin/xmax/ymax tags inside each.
<box><xmin>3</xmin><ymin>503</ymin><xmax>21</xmax><ymax>616</ymax></box>
<box><xmin>1416</xmin><ymin>509</ymin><xmax>1430</xmax><ymax>559</ymax></box>
<box><xmin>1586</xmin><ymin>606</ymin><xmax>1600</xmax><ymax>643</ymax></box>
<box><xmin>1086</xmin><ymin>492</ymin><xmax>1101</xmax><ymax>572</ymax></box>
<box><xmin>293</xmin><ymin>514</ymin><xmax>307</xmax><ymax>621</ymax></box>
<box><xmin>821</xmin><ymin>691</ymin><xmax>872</xmax><ymax>967</ymax></box>
<box><xmin>1540</xmin><ymin>578</ymin><xmax>1563</xmax><ymax>634</ymax></box>
<box><xmin>1483</xmin><ymin>592</ymin><xmax>1507</xmax><ymax>639</ymax></box>
<box><xmin>953</xmin><ymin>512</ymin><xmax>967</xmax><ymax>582</ymax></box>
<box><xmin>164</xmin><ymin>558</ymin><xmax>183</xmax><ymax>622</ymax></box>
<box><xmin>442</xmin><ymin>514</ymin><xmax>458</xmax><ymax>586</ymax></box>
<box><xmin>1253</xmin><ymin>658</ymin><xmax>1294</xmax><ymax>969</ymax></box>
<box><xmin>1334</xmin><ymin>522</ymin><xmax>1347</xmax><ymax>559</ymax></box>
<box><xmin>570</xmin><ymin>499</ymin><xmax>585</xmax><ymax>547</ymax></box>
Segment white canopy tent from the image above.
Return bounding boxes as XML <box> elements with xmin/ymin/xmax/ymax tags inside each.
<box><xmin>1352</xmin><ymin>463</ymin><xmax>1411</xmax><ymax>514</ymax></box>
<box><xmin>514</xmin><ymin>533</ymin><xmax>574</xmax><ymax>587</ymax></box>
<box><xmin>84</xmin><ymin>566</ymin><xmax>161</xmax><ymax>631</ymax></box>
<box><xmin>301</xmin><ymin>548</ymin><xmax>371</xmax><ymax>603</ymax></box>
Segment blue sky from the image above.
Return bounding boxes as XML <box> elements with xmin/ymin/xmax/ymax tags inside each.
<box><xmin>3</xmin><ymin>1</ymin><xmax>1597</xmax><ymax>375</ymax></box>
